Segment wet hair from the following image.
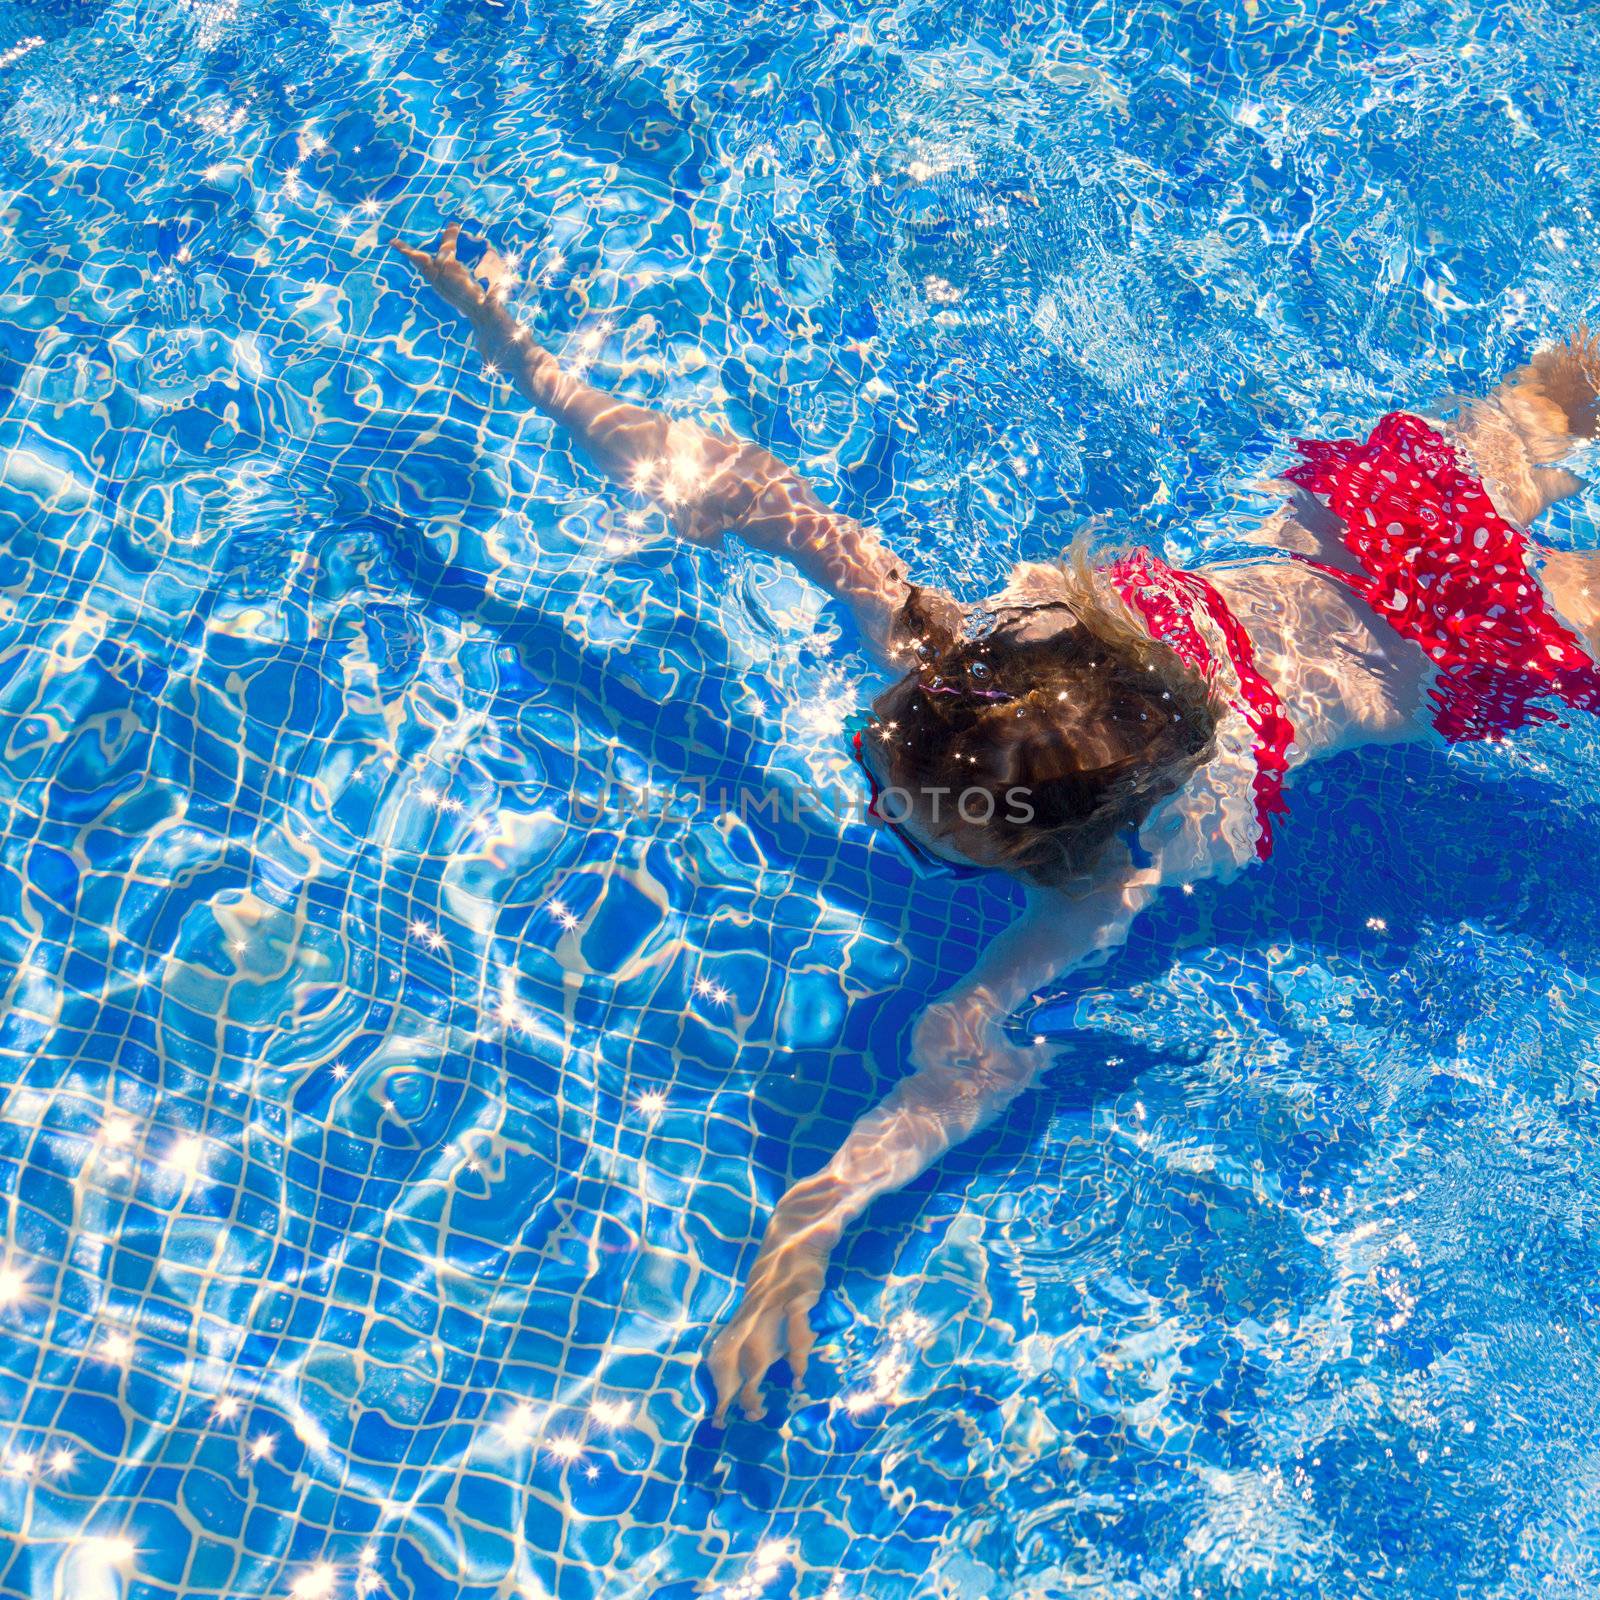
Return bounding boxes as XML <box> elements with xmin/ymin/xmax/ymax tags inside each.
<box><xmin>871</xmin><ymin>551</ymin><xmax>1220</xmax><ymax>885</ymax></box>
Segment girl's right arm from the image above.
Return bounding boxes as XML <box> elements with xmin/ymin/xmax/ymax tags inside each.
<box><xmin>391</xmin><ymin>225</ymin><xmax>943</xmax><ymax>661</ymax></box>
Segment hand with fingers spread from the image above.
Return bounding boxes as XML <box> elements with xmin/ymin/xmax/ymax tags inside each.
<box><xmin>389</xmin><ymin>222</ymin><xmax>509</xmax><ymax>321</ymax></box>
<box><xmin>389</xmin><ymin>220</ymin><xmax>571</xmax><ymax>423</ymax></box>
<box><xmin>708</xmin><ymin>1171</ymin><xmax>844</xmax><ymax>1424</ymax></box>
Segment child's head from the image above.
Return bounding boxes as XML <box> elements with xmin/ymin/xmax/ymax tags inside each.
<box><xmin>865</xmin><ymin>558</ymin><xmax>1219</xmax><ymax>884</ymax></box>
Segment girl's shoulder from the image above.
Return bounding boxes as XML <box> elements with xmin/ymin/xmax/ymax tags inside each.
<box><xmin>983</xmin><ymin>558</ymin><xmax>1093</xmax><ymax>635</ymax></box>
<box><xmin>994</xmin><ymin>559</ymin><xmax>1074</xmax><ymax>606</ymax></box>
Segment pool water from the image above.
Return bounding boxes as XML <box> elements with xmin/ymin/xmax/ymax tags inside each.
<box><xmin>4</xmin><ymin>0</ymin><xmax>1600</xmax><ymax>1596</ymax></box>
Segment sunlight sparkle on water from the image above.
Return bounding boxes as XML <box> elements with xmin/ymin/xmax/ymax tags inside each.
<box><xmin>101</xmin><ymin>1114</ymin><xmax>136</xmax><ymax>1146</ymax></box>
<box><xmin>290</xmin><ymin>1562</ymin><xmax>337</xmax><ymax>1599</ymax></box>
<box><xmin>589</xmin><ymin>1397</ymin><xmax>632</xmax><ymax>1427</ymax></box>
<box><xmin>0</xmin><ymin>38</ymin><xmax>43</xmax><ymax>70</ymax></box>
<box><xmin>502</xmin><ymin>1401</ymin><xmax>541</xmax><ymax>1444</ymax></box>
<box><xmin>165</xmin><ymin>1135</ymin><xmax>207</xmax><ymax>1179</ymax></box>
<box><xmin>722</xmin><ymin>1540</ymin><xmax>797</xmax><ymax>1600</ymax></box>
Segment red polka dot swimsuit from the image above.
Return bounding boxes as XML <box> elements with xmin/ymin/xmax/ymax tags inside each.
<box><xmin>1107</xmin><ymin>548</ymin><xmax>1294</xmax><ymax>861</ymax></box>
<box><xmin>1107</xmin><ymin>410</ymin><xmax>1600</xmax><ymax>862</ymax></box>
<box><xmin>1285</xmin><ymin>410</ymin><xmax>1600</xmax><ymax>744</ymax></box>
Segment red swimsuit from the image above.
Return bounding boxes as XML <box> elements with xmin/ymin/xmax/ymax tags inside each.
<box><xmin>1106</xmin><ymin>548</ymin><xmax>1294</xmax><ymax>861</ymax></box>
<box><xmin>1108</xmin><ymin>411</ymin><xmax>1600</xmax><ymax>860</ymax></box>
<box><xmin>1286</xmin><ymin>410</ymin><xmax>1600</xmax><ymax>743</ymax></box>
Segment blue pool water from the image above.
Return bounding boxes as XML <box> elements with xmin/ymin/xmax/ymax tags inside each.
<box><xmin>5</xmin><ymin>1</ymin><xmax>1600</xmax><ymax>1595</ymax></box>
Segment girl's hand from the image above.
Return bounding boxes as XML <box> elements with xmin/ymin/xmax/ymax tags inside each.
<box><xmin>707</xmin><ymin>1171</ymin><xmax>843</xmax><ymax>1424</ymax></box>
<box><xmin>390</xmin><ymin>223</ymin><xmax>510</xmax><ymax>320</ymax></box>
<box><xmin>706</xmin><ymin>1003</ymin><xmax>1055</xmax><ymax>1425</ymax></box>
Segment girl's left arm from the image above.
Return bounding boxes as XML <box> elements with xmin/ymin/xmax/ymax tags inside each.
<box><xmin>391</xmin><ymin>225</ymin><xmax>933</xmax><ymax>660</ymax></box>
<box><xmin>707</xmin><ymin>870</ymin><xmax>1156</xmax><ymax>1425</ymax></box>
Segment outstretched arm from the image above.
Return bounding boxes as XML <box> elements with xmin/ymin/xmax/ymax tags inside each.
<box><xmin>390</xmin><ymin>225</ymin><xmax>933</xmax><ymax>659</ymax></box>
<box><xmin>707</xmin><ymin>870</ymin><xmax>1154</xmax><ymax>1424</ymax></box>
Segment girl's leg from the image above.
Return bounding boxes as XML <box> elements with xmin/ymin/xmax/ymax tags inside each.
<box><xmin>1456</xmin><ymin>327</ymin><xmax>1600</xmax><ymax>524</ymax></box>
<box><xmin>1538</xmin><ymin>547</ymin><xmax>1600</xmax><ymax>654</ymax></box>
<box><xmin>1470</xmin><ymin>329</ymin><xmax>1600</xmax><ymax>651</ymax></box>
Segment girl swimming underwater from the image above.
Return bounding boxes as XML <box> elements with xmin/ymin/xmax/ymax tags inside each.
<box><xmin>393</xmin><ymin>225</ymin><xmax>1600</xmax><ymax>1426</ymax></box>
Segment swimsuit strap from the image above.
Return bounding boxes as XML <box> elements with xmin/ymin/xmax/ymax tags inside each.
<box><xmin>1105</xmin><ymin>547</ymin><xmax>1294</xmax><ymax>861</ymax></box>
<box><xmin>1285</xmin><ymin>410</ymin><xmax>1600</xmax><ymax>743</ymax></box>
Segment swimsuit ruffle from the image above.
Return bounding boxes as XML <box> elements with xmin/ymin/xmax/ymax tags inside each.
<box><xmin>1286</xmin><ymin>411</ymin><xmax>1600</xmax><ymax>743</ymax></box>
